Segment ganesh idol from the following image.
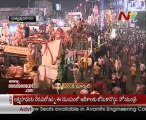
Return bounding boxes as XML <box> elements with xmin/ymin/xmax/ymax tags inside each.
<box><xmin>50</xmin><ymin>27</ymin><xmax>64</xmax><ymax>42</ymax></box>
<box><xmin>54</xmin><ymin>27</ymin><xmax>64</xmax><ymax>40</ymax></box>
<box><xmin>1</xmin><ymin>23</ymin><xmax>9</xmax><ymax>43</ymax></box>
<box><xmin>13</xmin><ymin>24</ymin><xmax>24</xmax><ymax>45</ymax></box>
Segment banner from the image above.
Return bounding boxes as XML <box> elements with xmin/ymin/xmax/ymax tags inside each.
<box><xmin>65</xmin><ymin>50</ymin><xmax>77</xmax><ymax>65</ymax></box>
<box><xmin>39</xmin><ymin>39</ymin><xmax>61</xmax><ymax>80</ymax></box>
<box><xmin>62</xmin><ymin>83</ymin><xmax>93</xmax><ymax>94</ymax></box>
<box><xmin>8</xmin><ymin>79</ymin><xmax>33</xmax><ymax>94</ymax></box>
<box><xmin>4</xmin><ymin>46</ymin><xmax>28</xmax><ymax>55</ymax></box>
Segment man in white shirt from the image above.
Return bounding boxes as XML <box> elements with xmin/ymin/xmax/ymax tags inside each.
<box><xmin>140</xmin><ymin>62</ymin><xmax>145</xmax><ymax>81</ymax></box>
<box><xmin>140</xmin><ymin>62</ymin><xmax>145</xmax><ymax>72</ymax></box>
<box><xmin>98</xmin><ymin>56</ymin><xmax>104</xmax><ymax>66</ymax></box>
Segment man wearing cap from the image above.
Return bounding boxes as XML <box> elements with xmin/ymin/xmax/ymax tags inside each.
<box><xmin>95</xmin><ymin>77</ymin><xmax>105</xmax><ymax>94</ymax></box>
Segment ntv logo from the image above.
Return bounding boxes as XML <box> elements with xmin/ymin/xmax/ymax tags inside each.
<box><xmin>118</xmin><ymin>11</ymin><xmax>137</xmax><ymax>21</ymax></box>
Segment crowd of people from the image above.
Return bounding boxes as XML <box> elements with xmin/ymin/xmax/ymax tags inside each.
<box><xmin>0</xmin><ymin>18</ymin><xmax>146</xmax><ymax>95</ymax></box>
<box><xmin>65</xmin><ymin>20</ymin><xmax>146</xmax><ymax>94</ymax></box>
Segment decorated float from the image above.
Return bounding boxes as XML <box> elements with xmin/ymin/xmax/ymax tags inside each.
<box><xmin>1</xmin><ymin>26</ymin><xmax>61</xmax><ymax>80</ymax></box>
<box><xmin>0</xmin><ymin>19</ymin><xmax>73</xmax><ymax>82</ymax></box>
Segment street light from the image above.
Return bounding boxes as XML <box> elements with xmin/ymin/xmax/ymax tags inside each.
<box><xmin>94</xmin><ymin>0</ymin><xmax>100</xmax><ymax>6</ymax></box>
<box><xmin>80</xmin><ymin>4</ymin><xmax>82</xmax><ymax>6</ymax></box>
<box><xmin>28</xmin><ymin>0</ymin><xmax>30</xmax><ymax>8</ymax></box>
<box><xmin>91</xmin><ymin>1</ymin><xmax>94</xmax><ymax>8</ymax></box>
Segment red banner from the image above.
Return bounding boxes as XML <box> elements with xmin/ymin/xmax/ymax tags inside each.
<box><xmin>8</xmin><ymin>79</ymin><xmax>33</xmax><ymax>94</ymax></box>
<box><xmin>13</xmin><ymin>94</ymin><xmax>146</xmax><ymax>106</ymax></box>
<box><xmin>65</xmin><ymin>50</ymin><xmax>77</xmax><ymax>59</ymax></box>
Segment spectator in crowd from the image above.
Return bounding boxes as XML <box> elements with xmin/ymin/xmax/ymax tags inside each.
<box><xmin>112</xmin><ymin>86</ymin><xmax>122</xmax><ymax>94</ymax></box>
<box><xmin>69</xmin><ymin>65</ymin><xmax>79</xmax><ymax>83</ymax></box>
<box><xmin>29</xmin><ymin>66</ymin><xmax>40</xmax><ymax>91</ymax></box>
<box><xmin>130</xmin><ymin>64</ymin><xmax>137</xmax><ymax>84</ymax></box>
<box><xmin>80</xmin><ymin>89</ymin><xmax>89</xmax><ymax>94</ymax></box>
<box><xmin>90</xmin><ymin>86</ymin><xmax>100</xmax><ymax>94</ymax></box>
<box><xmin>93</xmin><ymin>62</ymin><xmax>100</xmax><ymax>83</ymax></box>
<box><xmin>121</xmin><ymin>72</ymin><xmax>128</xmax><ymax>94</ymax></box>
<box><xmin>95</xmin><ymin>77</ymin><xmax>105</xmax><ymax>94</ymax></box>
<box><xmin>136</xmin><ymin>82</ymin><xmax>146</xmax><ymax>94</ymax></box>
<box><xmin>139</xmin><ymin>61</ymin><xmax>145</xmax><ymax>82</ymax></box>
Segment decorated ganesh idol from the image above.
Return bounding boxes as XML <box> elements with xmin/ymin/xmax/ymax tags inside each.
<box><xmin>49</xmin><ymin>27</ymin><xmax>71</xmax><ymax>48</ymax></box>
<box><xmin>13</xmin><ymin>24</ymin><xmax>24</xmax><ymax>45</ymax></box>
<box><xmin>50</xmin><ymin>27</ymin><xmax>61</xmax><ymax>41</ymax></box>
<box><xmin>54</xmin><ymin>27</ymin><xmax>64</xmax><ymax>40</ymax></box>
<box><xmin>2</xmin><ymin>23</ymin><xmax>9</xmax><ymax>43</ymax></box>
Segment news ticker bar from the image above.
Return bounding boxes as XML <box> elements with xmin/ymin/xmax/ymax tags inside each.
<box><xmin>1</xmin><ymin>95</ymin><xmax>146</xmax><ymax>114</ymax></box>
<box><xmin>9</xmin><ymin>16</ymin><xmax>36</xmax><ymax>22</ymax></box>
<box><xmin>33</xmin><ymin>106</ymin><xmax>146</xmax><ymax>112</ymax></box>
<box><xmin>1</xmin><ymin>94</ymin><xmax>146</xmax><ymax>106</ymax></box>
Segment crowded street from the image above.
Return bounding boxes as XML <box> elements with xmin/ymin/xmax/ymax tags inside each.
<box><xmin>0</xmin><ymin>0</ymin><xmax>145</xmax><ymax>95</ymax></box>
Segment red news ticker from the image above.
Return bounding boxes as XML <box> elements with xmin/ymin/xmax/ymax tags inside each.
<box><xmin>12</xmin><ymin>94</ymin><xmax>146</xmax><ymax>106</ymax></box>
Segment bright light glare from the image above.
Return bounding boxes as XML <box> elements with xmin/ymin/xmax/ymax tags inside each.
<box><xmin>74</xmin><ymin>16</ymin><xmax>78</xmax><ymax>21</ymax></box>
<box><xmin>57</xmin><ymin>20</ymin><xmax>65</xmax><ymax>27</ymax></box>
<box><xmin>110</xmin><ymin>29</ymin><xmax>117</xmax><ymax>39</ymax></box>
<box><xmin>9</xmin><ymin>25</ymin><xmax>17</xmax><ymax>34</ymax></box>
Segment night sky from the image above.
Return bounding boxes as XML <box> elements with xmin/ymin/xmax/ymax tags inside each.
<box><xmin>53</xmin><ymin>0</ymin><xmax>85</xmax><ymax>11</ymax></box>
<box><xmin>0</xmin><ymin>0</ymin><xmax>85</xmax><ymax>12</ymax></box>
<box><xmin>0</xmin><ymin>0</ymin><xmax>29</xmax><ymax>7</ymax></box>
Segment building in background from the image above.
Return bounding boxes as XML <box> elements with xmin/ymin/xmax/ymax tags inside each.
<box><xmin>52</xmin><ymin>1</ymin><xmax>64</xmax><ymax>19</ymax></box>
<box><xmin>35</xmin><ymin>0</ymin><xmax>52</xmax><ymax>16</ymax></box>
<box><xmin>106</xmin><ymin>0</ymin><xmax>146</xmax><ymax>12</ymax></box>
<box><xmin>106</xmin><ymin>0</ymin><xmax>127</xmax><ymax>12</ymax></box>
<box><xmin>0</xmin><ymin>8</ymin><xmax>21</xmax><ymax>19</ymax></box>
<box><xmin>127</xmin><ymin>0</ymin><xmax>146</xmax><ymax>11</ymax></box>
<box><xmin>0</xmin><ymin>0</ymin><xmax>53</xmax><ymax>20</ymax></box>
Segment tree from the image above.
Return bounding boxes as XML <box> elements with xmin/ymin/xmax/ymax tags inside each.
<box><xmin>57</xmin><ymin>46</ymin><xmax>67</xmax><ymax>81</ymax></box>
<box><xmin>136</xmin><ymin>11</ymin><xmax>146</xmax><ymax>30</ymax></box>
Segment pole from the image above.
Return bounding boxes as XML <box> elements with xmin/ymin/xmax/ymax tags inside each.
<box><xmin>95</xmin><ymin>0</ymin><xmax>97</xmax><ymax>6</ymax></box>
<box><xmin>91</xmin><ymin>37</ymin><xmax>93</xmax><ymax>53</ymax></box>
<box><xmin>28</xmin><ymin>0</ymin><xmax>30</xmax><ymax>8</ymax></box>
<box><xmin>35</xmin><ymin>0</ymin><xmax>36</xmax><ymax>7</ymax></box>
<box><xmin>92</xmin><ymin>1</ymin><xmax>94</xmax><ymax>9</ymax></box>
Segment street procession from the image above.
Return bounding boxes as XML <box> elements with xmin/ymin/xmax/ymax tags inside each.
<box><xmin>0</xmin><ymin>0</ymin><xmax>145</xmax><ymax>95</ymax></box>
